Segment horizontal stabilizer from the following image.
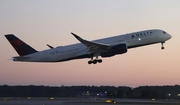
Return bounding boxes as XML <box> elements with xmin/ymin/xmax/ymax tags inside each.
<box><xmin>13</xmin><ymin>56</ymin><xmax>31</xmax><ymax>61</ymax></box>
<box><xmin>13</xmin><ymin>56</ymin><xmax>30</xmax><ymax>59</ymax></box>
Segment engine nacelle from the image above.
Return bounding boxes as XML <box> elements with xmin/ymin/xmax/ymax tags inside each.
<box><xmin>101</xmin><ymin>44</ymin><xmax>127</xmax><ymax>57</ymax></box>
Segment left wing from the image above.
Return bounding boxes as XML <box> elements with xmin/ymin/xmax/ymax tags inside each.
<box><xmin>71</xmin><ymin>33</ymin><xmax>110</xmax><ymax>53</ymax></box>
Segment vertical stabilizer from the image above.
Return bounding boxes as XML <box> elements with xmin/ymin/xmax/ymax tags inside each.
<box><xmin>5</xmin><ymin>34</ymin><xmax>37</xmax><ymax>56</ymax></box>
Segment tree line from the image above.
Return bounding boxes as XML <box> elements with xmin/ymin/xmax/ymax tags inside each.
<box><xmin>0</xmin><ymin>85</ymin><xmax>180</xmax><ymax>99</ymax></box>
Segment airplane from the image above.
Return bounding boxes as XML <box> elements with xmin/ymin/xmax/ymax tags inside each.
<box><xmin>5</xmin><ymin>29</ymin><xmax>171</xmax><ymax>64</ymax></box>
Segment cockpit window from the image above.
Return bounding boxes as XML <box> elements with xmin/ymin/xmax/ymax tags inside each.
<box><xmin>163</xmin><ymin>31</ymin><xmax>166</xmax><ymax>34</ymax></box>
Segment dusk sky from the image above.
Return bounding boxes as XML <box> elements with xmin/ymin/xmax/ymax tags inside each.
<box><xmin>0</xmin><ymin>0</ymin><xmax>180</xmax><ymax>87</ymax></box>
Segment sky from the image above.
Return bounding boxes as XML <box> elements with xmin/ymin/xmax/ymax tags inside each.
<box><xmin>0</xmin><ymin>0</ymin><xmax>180</xmax><ymax>88</ymax></box>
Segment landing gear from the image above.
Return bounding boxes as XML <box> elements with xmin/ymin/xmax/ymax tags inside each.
<box><xmin>88</xmin><ymin>55</ymin><xmax>102</xmax><ymax>64</ymax></box>
<box><xmin>88</xmin><ymin>59</ymin><xmax>102</xmax><ymax>64</ymax></box>
<box><xmin>161</xmin><ymin>42</ymin><xmax>165</xmax><ymax>50</ymax></box>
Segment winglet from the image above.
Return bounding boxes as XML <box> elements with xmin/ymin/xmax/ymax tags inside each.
<box><xmin>71</xmin><ymin>32</ymin><xmax>85</xmax><ymax>43</ymax></box>
<box><xmin>71</xmin><ymin>32</ymin><xmax>81</xmax><ymax>39</ymax></box>
<box><xmin>46</xmin><ymin>44</ymin><xmax>54</xmax><ymax>49</ymax></box>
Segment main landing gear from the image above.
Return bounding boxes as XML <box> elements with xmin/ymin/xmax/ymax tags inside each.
<box><xmin>161</xmin><ymin>42</ymin><xmax>165</xmax><ymax>50</ymax></box>
<box><xmin>88</xmin><ymin>55</ymin><xmax>102</xmax><ymax>64</ymax></box>
<box><xmin>88</xmin><ymin>59</ymin><xmax>102</xmax><ymax>64</ymax></box>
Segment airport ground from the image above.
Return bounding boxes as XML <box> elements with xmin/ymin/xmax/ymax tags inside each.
<box><xmin>0</xmin><ymin>98</ymin><xmax>180</xmax><ymax>105</ymax></box>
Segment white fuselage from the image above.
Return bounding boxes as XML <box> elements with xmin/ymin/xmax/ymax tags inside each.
<box><xmin>13</xmin><ymin>29</ymin><xmax>171</xmax><ymax>62</ymax></box>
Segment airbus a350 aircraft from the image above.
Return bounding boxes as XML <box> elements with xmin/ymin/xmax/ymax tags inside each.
<box><xmin>5</xmin><ymin>29</ymin><xmax>171</xmax><ymax>64</ymax></box>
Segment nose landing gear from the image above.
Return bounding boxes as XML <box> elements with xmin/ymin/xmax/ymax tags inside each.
<box><xmin>161</xmin><ymin>42</ymin><xmax>165</xmax><ymax>50</ymax></box>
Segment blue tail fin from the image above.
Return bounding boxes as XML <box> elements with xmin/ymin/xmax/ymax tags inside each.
<box><xmin>5</xmin><ymin>34</ymin><xmax>37</xmax><ymax>56</ymax></box>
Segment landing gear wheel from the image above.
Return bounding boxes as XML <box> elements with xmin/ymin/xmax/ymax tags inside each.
<box><xmin>161</xmin><ymin>47</ymin><xmax>164</xmax><ymax>50</ymax></box>
<box><xmin>97</xmin><ymin>59</ymin><xmax>102</xmax><ymax>63</ymax></box>
<box><xmin>88</xmin><ymin>61</ymin><xmax>92</xmax><ymax>64</ymax></box>
<box><xmin>92</xmin><ymin>60</ymin><xmax>97</xmax><ymax>64</ymax></box>
<box><xmin>88</xmin><ymin>59</ymin><xmax>102</xmax><ymax>64</ymax></box>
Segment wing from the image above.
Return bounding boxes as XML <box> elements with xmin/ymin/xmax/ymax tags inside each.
<box><xmin>71</xmin><ymin>33</ymin><xmax>111</xmax><ymax>53</ymax></box>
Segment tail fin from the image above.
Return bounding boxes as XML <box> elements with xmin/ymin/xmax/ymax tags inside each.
<box><xmin>5</xmin><ymin>34</ymin><xmax>37</xmax><ymax>56</ymax></box>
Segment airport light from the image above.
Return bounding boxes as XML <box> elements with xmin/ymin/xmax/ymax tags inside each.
<box><xmin>3</xmin><ymin>98</ymin><xmax>8</xmax><ymax>101</ymax></box>
<box><xmin>106</xmin><ymin>99</ymin><xmax>116</xmax><ymax>103</ymax></box>
<box><xmin>152</xmin><ymin>98</ymin><xmax>156</xmax><ymax>101</ymax></box>
<box><xmin>49</xmin><ymin>97</ymin><xmax>54</xmax><ymax>100</ymax></box>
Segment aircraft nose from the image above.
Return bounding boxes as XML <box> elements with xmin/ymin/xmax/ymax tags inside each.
<box><xmin>166</xmin><ymin>33</ymin><xmax>172</xmax><ymax>40</ymax></box>
<box><xmin>162</xmin><ymin>30</ymin><xmax>172</xmax><ymax>40</ymax></box>
<box><xmin>168</xmin><ymin>34</ymin><xmax>172</xmax><ymax>39</ymax></box>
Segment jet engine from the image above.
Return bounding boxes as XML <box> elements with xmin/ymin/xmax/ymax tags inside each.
<box><xmin>101</xmin><ymin>44</ymin><xmax>127</xmax><ymax>57</ymax></box>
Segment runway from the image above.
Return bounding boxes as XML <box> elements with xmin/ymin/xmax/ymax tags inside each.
<box><xmin>0</xmin><ymin>98</ymin><xmax>180</xmax><ymax>105</ymax></box>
